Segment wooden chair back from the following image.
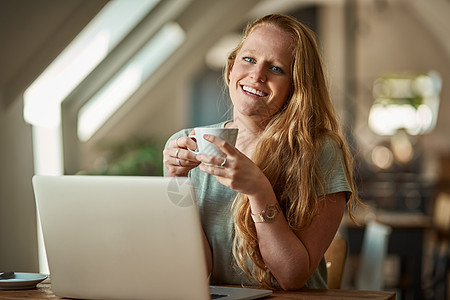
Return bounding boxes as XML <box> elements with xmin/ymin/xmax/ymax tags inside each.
<box><xmin>434</xmin><ymin>193</ymin><xmax>450</xmax><ymax>236</ymax></box>
<box><xmin>427</xmin><ymin>192</ymin><xmax>450</xmax><ymax>299</ymax></box>
<box><xmin>324</xmin><ymin>236</ymin><xmax>348</xmax><ymax>289</ymax></box>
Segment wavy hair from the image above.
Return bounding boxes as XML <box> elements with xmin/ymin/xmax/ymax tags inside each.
<box><xmin>224</xmin><ymin>14</ymin><xmax>361</xmax><ymax>288</ymax></box>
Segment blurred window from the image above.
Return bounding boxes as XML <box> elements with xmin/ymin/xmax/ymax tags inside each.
<box><xmin>368</xmin><ymin>71</ymin><xmax>441</xmax><ymax>136</ymax></box>
<box><xmin>78</xmin><ymin>22</ymin><xmax>185</xmax><ymax>141</ymax></box>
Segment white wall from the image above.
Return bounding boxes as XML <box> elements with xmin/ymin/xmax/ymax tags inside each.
<box><xmin>0</xmin><ymin>96</ymin><xmax>38</xmax><ymax>272</ymax></box>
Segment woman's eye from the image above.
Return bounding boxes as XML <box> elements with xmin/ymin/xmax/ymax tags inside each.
<box><xmin>271</xmin><ymin>66</ymin><xmax>284</xmax><ymax>74</ymax></box>
<box><xmin>243</xmin><ymin>57</ymin><xmax>255</xmax><ymax>63</ymax></box>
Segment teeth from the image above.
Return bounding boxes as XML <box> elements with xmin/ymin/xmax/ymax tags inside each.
<box><xmin>242</xmin><ymin>85</ymin><xmax>267</xmax><ymax>97</ymax></box>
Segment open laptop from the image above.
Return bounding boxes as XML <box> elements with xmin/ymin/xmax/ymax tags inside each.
<box><xmin>32</xmin><ymin>175</ymin><xmax>272</xmax><ymax>300</ymax></box>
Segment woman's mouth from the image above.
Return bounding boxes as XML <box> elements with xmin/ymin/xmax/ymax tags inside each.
<box><xmin>241</xmin><ymin>85</ymin><xmax>268</xmax><ymax>97</ymax></box>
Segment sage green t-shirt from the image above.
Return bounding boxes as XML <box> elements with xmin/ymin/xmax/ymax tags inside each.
<box><xmin>164</xmin><ymin>121</ymin><xmax>351</xmax><ymax>289</ymax></box>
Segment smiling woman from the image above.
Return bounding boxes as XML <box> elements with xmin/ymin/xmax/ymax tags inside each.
<box><xmin>227</xmin><ymin>24</ymin><xmax>293</xmax><ymax>122</ymax></box>
<box><xmin>163</xmin><ymin>13</ymin><xmax>362</xmax><ymax>290</ymax></box>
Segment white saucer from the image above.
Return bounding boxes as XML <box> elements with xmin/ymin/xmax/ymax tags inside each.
<box><xmin>0</xmin><ymin>272</ymin><xmax>48</xmax><ymax>290</ymax></box>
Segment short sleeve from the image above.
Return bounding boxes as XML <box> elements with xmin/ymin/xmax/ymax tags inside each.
<box><xmin>316</xmin><ymin>137</ymin><xmax>352</xmax><ymax>199</ymax></box>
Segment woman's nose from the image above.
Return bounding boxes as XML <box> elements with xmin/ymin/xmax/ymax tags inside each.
<box><xmin>250</xmin><ymin>65</ymin><xmax>266</xmax><ymax>82</ymax></box>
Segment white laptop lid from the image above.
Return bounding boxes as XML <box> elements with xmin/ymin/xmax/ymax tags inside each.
<box><xmin>33</xmin><ymin>175</ymin><xmax>272</xmax><ymax>300</ymax></box>
<box><xmin>33</xmin><ymin>175</ymin><xmax>210</xmax><ymax>300</ymax></box>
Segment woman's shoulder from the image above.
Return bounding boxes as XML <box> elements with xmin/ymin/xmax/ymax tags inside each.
<box><xmin>318</xmin><ymin>134</ymin><xmax>343</xmax><ymax>156</ymax></box>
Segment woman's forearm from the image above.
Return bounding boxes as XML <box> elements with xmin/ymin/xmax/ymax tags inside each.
<box><xmin>202</xmin><ymin>229</ymin><xmax>213</xmax><ymax>276</ymax></box>
<box><xmin>249</xmin><ymin>181</ymin><xmax>346</xmax><ymax>290</ymax></box>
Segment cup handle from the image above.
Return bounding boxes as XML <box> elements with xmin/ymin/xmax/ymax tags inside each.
<box><xmin>188</xmin><ymin>135</ymin><xmax>199</xmax><ymax>154</ymax></box>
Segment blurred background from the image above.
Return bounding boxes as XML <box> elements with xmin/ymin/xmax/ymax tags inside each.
<box><xmin>0</xmin><ymin>0</ymin><xmax>449</xmax><ymax>299</ymax></box>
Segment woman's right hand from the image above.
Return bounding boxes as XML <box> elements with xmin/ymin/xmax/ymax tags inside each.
<box><xmin>163</xmin><ymin>131</ymin><xmax>200</xmax><ymax>177</ymax></box>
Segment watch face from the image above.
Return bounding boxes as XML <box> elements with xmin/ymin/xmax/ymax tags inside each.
<box><xmin>266</xmin><ymin>206</ymin><xmax>277</xmax><ymax>219</ymax></box>
<box><xmin>252</xmin><ymin>203</ymin><xmax>280</xmax><ymax>223</ymax></box>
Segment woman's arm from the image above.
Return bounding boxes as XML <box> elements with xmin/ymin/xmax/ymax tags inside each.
<box><xmin>202</xmin><ymin>229</ymin><xmax>213</xmax><ymax>276</ymax></box>
<box><xmin>196</xmin><ymin>134</ymin><xmax>346</xmax><ymax>290</ymax></box>
<box><xmin>251</xmin><ymin>185</ymin><xmax>346</xmax><ymax>290</ymax></box>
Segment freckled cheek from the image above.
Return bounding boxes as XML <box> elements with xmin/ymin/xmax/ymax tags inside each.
<box><xmin>228</xmin><ymin>70</ymin><xmax>239</xmax><ymax>87</ymax></box>
<box><xmin>229</xmin><ymin>69</ymin><xmax>247</xmax><ymax>93</ymax></box>
<box><xmin>271</xmin><ymin>81</ymin><xmax>292</xmax><ymax>107</ymax></box>
<box><xmin>229</xmin><ymin>64</ymin><xmax>249</xmax><ymax>80</ymax></box>
<box><xmin>228</xmin><ymin>76</ymin><xmax>241</xmax><ymax>103</ymax></box>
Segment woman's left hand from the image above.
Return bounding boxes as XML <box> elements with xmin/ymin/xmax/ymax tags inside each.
<box><xmin>196</xmin><ymin>134</ymin><xmax>270</xmax><ymax>196</ymax></box>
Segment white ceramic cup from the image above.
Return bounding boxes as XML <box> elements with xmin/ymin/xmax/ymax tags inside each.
<box><xmin>190</xmin><ymin>127</ymin><xmax>238</xmax><ymax>156</ymax></box>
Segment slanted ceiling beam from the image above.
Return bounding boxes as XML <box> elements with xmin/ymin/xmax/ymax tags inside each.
<box><xmin>407</xmin><ymin>0</ymin><xmax>450</xmax><ymax>61</ymax></box>
<box><xmin>0</xmin><ymin>0</ymin><xmax>108</xmax><ymax>109</ymax></box>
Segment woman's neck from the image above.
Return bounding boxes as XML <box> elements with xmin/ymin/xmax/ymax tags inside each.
<box><xmin>226</xmin><ymin>115</ymin><xmax>267</xmax><ymax>158</ymax></box>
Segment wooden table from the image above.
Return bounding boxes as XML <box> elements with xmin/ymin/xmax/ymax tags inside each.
<box><xmin>0</xmin><ymin>282</ymin><xmax>396</xmax><ymax>299</ymax></box>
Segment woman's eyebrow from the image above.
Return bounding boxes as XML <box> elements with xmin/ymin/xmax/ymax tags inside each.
<box><xmin>240</xmin><ymin>48</ymin><xmax>291</xmax><ymax>70</ymax></box>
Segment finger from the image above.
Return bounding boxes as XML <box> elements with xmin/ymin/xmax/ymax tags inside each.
<box><xmin>177</xmin><ymin>136</ymin><xmax>197</xmax><ymax>151</ymax></box>
<box><xmin>163</xmin><ymin>148</ymin><xmax>198</xmax><ymax>168</ymax></box>
<box><xmin>202</xmin><ymin>134</ymin><xmax>237</xmax><ymax>156</ymax></box>
<box><xmin>165</xmin><ymin>163</ymin><xmax>192</xmax><ymax>177</ymax></box>
<box><xmin>199</xmin><ymin>162</ymin><xmax>228</xmax><ymax>176</ymax></box>
<box><xmin>177</xmin><ymin>148</ymin><xmax>199</xmax><ymax>163</ymax></box>
<box><xmin>173</xmin><ymin>148</ymin><xmax>179</xmax><ymax>158</ymax></box>
<box><xmin>196</xmin><ymin>153</ymin><xmax>227</xmax><ymax>167</ymax></box>
<box><xmin>172</xmin><ymin>156</ymin><xmax>200</xmax><ymax>168</ymax></box>
<box><xmin>163</xmin><ymin>148</ymin><xmax>175</xmax><ymax>163</ymax></box>
<box><xmin>188</xmin><ymin>129</ymin><xmax>196</xmax><ymax>142</ymax></box>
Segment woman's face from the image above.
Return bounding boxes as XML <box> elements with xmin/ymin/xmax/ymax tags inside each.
<box><xmin>228</xmin><ymin>24</ymin><xmax>293</xmax><ymax>120</ymax></box>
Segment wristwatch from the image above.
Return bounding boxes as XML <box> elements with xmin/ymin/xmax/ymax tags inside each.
<box><xmin>251</xmin><ymin>203</ymin><xmax>281</xmax><ymax>223</ymax></box>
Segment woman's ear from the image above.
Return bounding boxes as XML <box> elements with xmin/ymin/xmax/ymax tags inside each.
<box><xmin>227</xmin><ymin>63</ymin><xmax>234</xmax><ymax>83</ymax></box>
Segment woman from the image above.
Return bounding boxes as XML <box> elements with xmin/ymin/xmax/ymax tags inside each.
<box><xmin>163</xmin><ymin>14</ymin><xmax>361</xmax><ymax>290</ymax></box>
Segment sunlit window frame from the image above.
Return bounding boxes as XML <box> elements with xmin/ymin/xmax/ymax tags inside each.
<box><xmin>22</xmin><ymin>0</ymin><xmax>160</xmax><ymax>275</ymax></box>
<box><xmin>78</xmin><ymin>22</ymin><xmax>186</xmax><ymax>142</ymax></box>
